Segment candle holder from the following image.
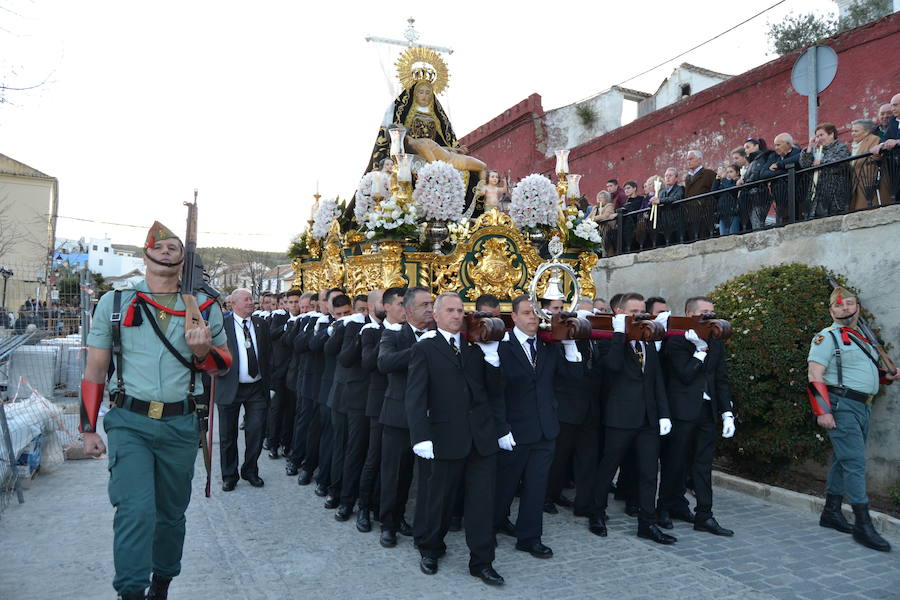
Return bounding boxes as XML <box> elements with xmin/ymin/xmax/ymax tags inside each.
<box><xmin>555</xmin><ymin>149</ymin><xmax>570</xmax><ymax>176</ymax></box>
<box><xmin>567</xmin><ymin>174</ymin><xmax>582</xmax><ymax>201</ymax></box>
<box><xmin>389</xmin><ymin>125</ymin><xmax>407</xmax><ymax>158</ymax></box>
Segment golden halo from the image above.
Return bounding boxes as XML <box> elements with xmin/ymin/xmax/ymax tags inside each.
<box><xmin>395</xmin><ymin>46</ymin><xmax>449</xmax><ymax>95</ymax></box>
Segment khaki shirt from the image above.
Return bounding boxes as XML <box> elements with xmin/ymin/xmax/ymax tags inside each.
<box><xmin>807</xmin><ymin>323</ymin><xmax>879</xmax><ymax>395</ymax></box>
<box><xmin>87</xmin><ymin>280</ymin><xmax>226</xmax><ymax>403</ymax></box>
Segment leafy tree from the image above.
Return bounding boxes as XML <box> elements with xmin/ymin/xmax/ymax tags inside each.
<box><xmin>838</xmin><ymin>0</ymin><xmax>892</xmax><ymax>31</ymax></box>
<box><xmin>768</xmin><ymin>12</ymin><xmax>837</xmax><ymax>56</ymax></box>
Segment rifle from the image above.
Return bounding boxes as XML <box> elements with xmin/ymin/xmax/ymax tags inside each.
<box><xmin>182</xmin><ymin>189</ymin><xmax>219</xmax><ymax>497</ymax></box>
<box><xmin>826</xmin><ymin>275</ymin><xmax>898</xmax><ymax>377</ymax></box>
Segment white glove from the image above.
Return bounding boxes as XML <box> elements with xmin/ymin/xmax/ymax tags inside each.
<box><xmin>417</xmin><ymin>330</ymin><xmax>438</xmax><ymax>342</ymax></box>
<box><xmin>259</xmin><ymin>310</ymin><xmax>270</xmax><ymax>318</ymax></box>
<box><xmin>654</xmin><ymin>310</ymin><xmax>671</xmax><ymax>330</ymax></box>
<box><xmin>316</xmin><ymin>315</ymin><xmax>330</xmax><ymax>326</ymax></box>
<box><xmin>384</xmin><ymin>321</ymin><xmax>402</xmax><ymax>332</ymax></box>
<box><xmin>349</xmin><ymin>312</ymin><xmax>366</xmax><ymax>324</ymax></box>
<box><xmin>501</xmin><ymin>331</ymin><xmax>510</xmax><ymax>342</ymax></box>
<box><xmin>560</xmin><ymin>338</ymin><xmax>582</xmax><ymax>362</ymax></box>
<box><xmin>476</xmin><ymin>340</ymin><xmax>500</xmax><ymax>367</ymax></box>
<box><xmin>576</xmin><ymin>309</ymin><xmax>594</xmax><ymax>319</ymax></box>
<box><xmin>288</xmin><ymin>313</ymin><xmax>301</xmax><ymax>322</ymax></box>
<box><xmin>252</xmin><ymin>310</ymin><xmax>262</xmax><ymax>317</ymax></box>
<box><xmin>722</xmin><ymin>412</ymin><xmax>735</xmax><ymax>438</ymax></box>
<box><xmin>269</xmin><ymin>390</ymin><xmax>276</xmax><ymax>399</ymax></box>
<box><xmin>307</xmin><ymin>311</ymin><xmax>323</xmax><ymax>319</ymax></box>
<box><xmin>498</xmin><ymin>432</ymin><xmax>516</xmax><ymax>451</ymax></box>
<box><xmin>338</xmin><ymin>314</ymin><xmax>355</xmax><ymax>324</ymax></box>
<box><xmin>541</xmin><ymin>308</ymin><xmax>552</xmax><ymax>319</ymax></box>
<box><xmin>413</xmin><ymin>440</ymin><xmax>434</xmax><ymax>459</ymax></box>
<box><xmin>272</xmin><ymin>308</ymin><xmax>286</xmax><ymax>316</ymax></box>
<box><xmin>659</xmin><ymin>418</ymin><xmax>672</xmax><ymax>436</ymax></box>
<box><xmin>360</xmin><ymin>322</ymin><xmax>380</xmax><ymax>335</ymax></box>
<box><xmin>612</xmin><ymin>314</ymin><xmax>626</xmax><ymax>334</ymax></box>
<box><xmin>685</xmin><ymin>329</ymin><xmax>709</xmax><ymax>354</ymax></box>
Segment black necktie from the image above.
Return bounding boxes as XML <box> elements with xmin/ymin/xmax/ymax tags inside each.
<box><xmin>526</xmin><ymin>337</ymin><xmax>537</xmax><ymax>368</ymax></box>
<box><xmin>243</xmin><ymin>319</ymin><xmax>259</xmax><ymax>379</ymax></box>
<box><xmin>448</xmin><ymin>336</ymin><xmax>459</xmax><ymax>354</ymax></box>
<box><xmin>415</xmin><ymin>329</ymin><xmax>423</xmax><ymax>338</ymax></box>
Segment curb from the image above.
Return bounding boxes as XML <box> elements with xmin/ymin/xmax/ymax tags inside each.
<box><xmin>712</xmin><ymin>470</ymin><xmax>900</xmax><ymax>537</ymax></box>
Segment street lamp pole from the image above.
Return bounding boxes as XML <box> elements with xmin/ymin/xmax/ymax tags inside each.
<box><xmin>0</xmin><ymin>267</ymin><xmax>13</xmax><ymax>318</ymax></box>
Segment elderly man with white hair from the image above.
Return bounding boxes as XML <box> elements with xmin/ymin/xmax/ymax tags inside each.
<box><xmin>683</xmin><ymin>150</ymin><xmax>716</xmax><ymax>198</ymax></box>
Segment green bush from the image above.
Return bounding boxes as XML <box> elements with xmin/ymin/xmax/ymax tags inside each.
<box><xmin>890</xmin><ymin>482</ymin><xmax>900</xmax><ymax>507</ymax></box>
<box><xmin>710</xmin><ymin>263</ymin><xmax>850</xmax><ymax>475</ymax></box>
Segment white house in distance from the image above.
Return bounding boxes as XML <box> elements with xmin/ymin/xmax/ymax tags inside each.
<box><xmin>637</xmin><ymin>63</ymin><xmax>732</xmax><ymax>118</ymax></box>
<box><xmin>87</xmin><ymin>238</ymin><xmax>145</xmax><ymax>279</ymax></box>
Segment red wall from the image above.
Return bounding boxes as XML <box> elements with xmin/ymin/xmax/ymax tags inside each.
<box><xmin>460</xmin><ymin>13</ymin><xmax>900</xmax><ymax>202</ymax></box>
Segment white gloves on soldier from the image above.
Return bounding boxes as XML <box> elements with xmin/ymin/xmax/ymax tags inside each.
<box><xmin>659</xmin><ymin>418</ymin><xmax>672</xmax><ymax>436</ymax></box>
<box><xmin>340</xmin><ymin>312</ymin><xmax>366</xmax><ymax>325</ymax></box>
<box><xmin>612</xmin><ymin>313</ymin><xmax>626</xmax><ymax>333</ymax></box>
<box><xmin>498</xmin><ymin>432</ymin><xmax>516</xmax><ymax>451</ymax></box>
<box><xmin>417</xmin><ymin>330</ymin><xmax>437</xmax><ymax>342</ymax></box>
<box><xmin>413</xmin><ymin>440</ymin><xmax>434</xmax><ymax>459</ymax></box>
<box><xmin>576</xmin><ymin>309</ymin><xmax>594</xmax><ymax>319</ymax></box>
<box><xmin>272</xmin><ymin>308</ymin><xmax>287</xmax><ymax>316</ymax></box>
<box><xmin>654</xmin><ymin>311</ymin><xmax>671</xmax><ymax>329</ymax></box>
<box><xmin>560</xmin><ymin>339</ymin><xmax>582</xmax><ymax>362</ymax></box>
<box><xmin>722</xmin><ymin>412</ymin><xmax>736</xmax><ymax>438</ymax></box>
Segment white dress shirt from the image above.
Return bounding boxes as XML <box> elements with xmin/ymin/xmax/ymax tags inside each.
<box><xmin>233</xmin><ymin>313</ymin><xmax>261</xmax><ymax>384</ymax></box>
<box><xmin>512</xmin><ymin>326</ymin><xmax>537</xmax><ymax>366</ymax></box>
<box><xmin>436</xmin><ymin>328</ymin><xmax>461</xmax><ymax>349</ymax></box>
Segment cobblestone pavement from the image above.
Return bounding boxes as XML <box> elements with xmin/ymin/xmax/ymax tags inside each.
<box><xmin>1</xmin><ymin>417</ymin><xmax>898</xmax><ymax>600</ymax></box>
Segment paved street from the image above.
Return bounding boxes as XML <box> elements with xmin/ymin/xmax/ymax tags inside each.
<box><xmin>1</xmin><ymin>417</ymin><xmax>898</xmax><ymax>600</ymax></box>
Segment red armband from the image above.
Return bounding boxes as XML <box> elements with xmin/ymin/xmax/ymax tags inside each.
<box><xmin>79</xmin><ymin>379</ymin><xmax>105</xmax><ymax>433</ymax></box>
<box><xmin>806</xmin><ymin>381</ymin><xmax>831</xmax><ymax>416</ymax></box>
<box><xmin>194</xmin><ymin>346</ymin><xmax>232</xmax><ymax>375</ymax></box>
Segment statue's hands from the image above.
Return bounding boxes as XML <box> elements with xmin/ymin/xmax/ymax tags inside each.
<box><xmin>457</xmin><ymin>144</ymin><xmax>470</xmax><ymax>155</ymax></box>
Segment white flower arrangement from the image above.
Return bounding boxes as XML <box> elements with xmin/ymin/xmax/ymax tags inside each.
<box><xmin>361</xmin><ymin>195</ymin><xmax>418</xmax><ymax>240</ymax></box>
<box><xmin>446</xmin><ymin>218</ymin><xmax>471</xmax><ymax>246</ymax></box>
<box><xmin>565</xmin><ymin>209</ymin><xmax>603</xmax><ymax>249</ymax></box>
<box><xmin>412</xmin><ymin>160</ymin><xmax>466</xmax><ymax>222</ymax></box>
<box><xmin>312</xmin><ymin>197</ymin><xmax>341</xmax><ymax>239</ymax></box>
<box><xmin>354</xmin><ymin>172</ymin><xmax>376</xmax><ymax>224</ymax></box>
<box><xmin>509</xmin><ymin>174</ymin><xmax>558</xmax><ymax>229</ymax></box>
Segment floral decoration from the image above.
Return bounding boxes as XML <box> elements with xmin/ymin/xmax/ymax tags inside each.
<box><xmin>509</xmin><ymin>174</ymin><xmax>558</xmax><ymax>230</ymax></box>
<box><xmin>361</xmin><ymin>195</ymin><xmax>419</xmax><ymax>240</ymax></box>
<box><xmin>412</xmin><ymin>160</ymin><xmax>466</xmax><ymax>222</ymax></box>
<box><xmin>564</xmin><ymin>209</ymin><xmax>603</xmax><ymax>250</ymax></box>
<box><xmin>312</xmin><ymin>197</ymin><xmax>341</xmax><ymax>240</ymax></box>
<box><xmin>354</xmin><ymin>173</ymin><xmax>377</xmax><ymax>224</ymax></box>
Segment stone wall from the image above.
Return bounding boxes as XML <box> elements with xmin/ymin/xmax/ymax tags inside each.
<box><xmin>591</xmin><ymin>204</ymin><xmax>900</xmax><ymax>493</ymax></box>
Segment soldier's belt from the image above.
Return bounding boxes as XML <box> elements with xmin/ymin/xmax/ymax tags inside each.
<box><xmin>113</xmin><ymin>395</ymin><xmax>197</xmax><ymax>419</ymax></box>
<box><xmin>826</xmin><ymin>386</ymin><xmax>874</xmax><ymax>405</ymax></box>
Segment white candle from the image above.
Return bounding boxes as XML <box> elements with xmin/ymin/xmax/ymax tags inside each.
<box><xmin>555</xmin><ymin>149</ymin><xmax>570</xmax><ymax>175</ymax></box>
<box><xmin>397</xmin><ymin>154</ymin><xmax>412</xmax><ymax>183</ymax></box>
<box><xmin>389</xmin><ymin>127</ymin><xmax>406</xmax><ymax>157</ymax></box>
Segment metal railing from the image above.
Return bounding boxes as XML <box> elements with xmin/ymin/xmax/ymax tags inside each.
<box><xmin>598</xmin><ymin>147</ymin><xmax>899</xmax><ymax>256</ymax></box>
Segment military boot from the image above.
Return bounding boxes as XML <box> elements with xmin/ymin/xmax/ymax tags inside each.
<box><xmin>819</xmin><ymin>494</ymin><xmax>853</xmax><ymax>533</ymax></box>
<box><xmin>118</xmin><ymin>592</ymin><xmax>145</xmax><ymax>600</ymax></box>
<box><xmin>851</xmin><ymin>503</ymin><xmax>891</xmax><ymax>552</ymax></box>
<box><xmin>146</xmin><ymin>573</ymin><xmax>172</xmax><ymax>599</ymax></box>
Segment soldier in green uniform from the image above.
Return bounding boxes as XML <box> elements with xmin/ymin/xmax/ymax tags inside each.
<box><xmin>80</xmin><ymin>222</ymin><xmax>232</xmax><ymax>599</ymax></box>
<box><xmin>807</xmin><ymin>286</ymin><xmax>898</xmax><ymax>552</ymax></box>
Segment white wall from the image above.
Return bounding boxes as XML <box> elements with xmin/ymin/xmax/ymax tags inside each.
<box><xmin>88</xmin><ymin>238</ymin><xmax>145</xmax><ymax>278</ymax></box>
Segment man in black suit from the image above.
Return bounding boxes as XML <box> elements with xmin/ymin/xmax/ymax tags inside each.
<box><xmin>657</xmin><ymin>296</ymin><xmax>735</xmax><ymax>536</ymax></box>
<box><xmin>215</xmin><ymin>288</ymin><xmax>271</xmax><ymax>491</ymax></box>
<box><xmin>284</xmin><ymin>292</ymin><xmax>317</xmax><ymax>476</ymax></box>
<box><xmin>356</xmin><ymin>287</ymin><xmax>406</xmax><ymax>533</ymax></box>
<box><xmin>266</xmin><ymin>289</ymin><xmax>301</xmax><ymax>458</ymax></box>
<box><xmin>589</xmin><ymin>292</ymin><xmax>675</xmax><ymax>544</ymax></box>
<box><xmin>406</xmin><ymin>292</ymin><xmax>506</xmax><ymax>586</ymax></box>
<box><xmin>545</xmin><ymin>298</ymin><xmax>603</xmax><ymax>518</ymax></box>
<box><xmin>376</xmin><ymin>286</ymin><xmax>432</xmax><ymax>548</ymax></box>
<box><xmin>327</xmin><ymin>294</ymin><xmax>371</xmax><ymax>521</ymax></box>
<box><xmin>293</xmin><ymin>291</ymin><xmax>328</xmax><ymax>485</ymax></box>
<box><xmin>311</xmin><ymin>291</ymin><xmax>351</xmax><ymax>507</ymax></box>
<box><xmin>494</xmin><ymin>294</ymin><xmax>583</xmax><ymax>559</ymax></box>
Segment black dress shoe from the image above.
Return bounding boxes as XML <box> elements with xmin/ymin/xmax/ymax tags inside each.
<box><xmin>314</xmin><ymin>483</ymin><xmax>327</xmax><ymax>497</ymax></box>
<box><xmin>324</xmin><ymin>495</ymin><xmax>339</xmax><ymax>509</ymax></box>
<box><xmin>356</xmin><ymin>509</ymin><xmax>372</xmax><ymax>533</ymax></box>
<box><xmin>222</xmin><ymin>480</ymin><xmax>237</xmax><ymax>492</ymax></box>
<box><xmin>470</xmin><ymin>566</ymin><xmax>504</xmax><ymax>586</ymax></box>
<box><xmin>419</xmin><ymin>556</ymin><xmax>438</xmax><ymax>575</ymax></box>
<box><xmin>282</xmin><ymin>446</ymin><xmax>291</xmax><ymax>456</ymax></box>
<box><xmin>515</xmin><ymin>540</ymin><xmax>553</xmax><ymax>559</ymax></box>
<box><xmin>268</xmin><ymin>447</ymin><xmax>279</xmax><ymax>459</ymax></box>
<box><xmin>624</xmin><ymin>504</ymin><xmax>639</xmax><ymax>518</ymax></box>
<box><xmin>694</xmin><ymin>517</ymin><xmax>734</xmax><ymax>536</ymax></box>
<box><xmin>554</xmin><ymin>495</ymin><xmax>574</xmax><ymax>508</ymax></box>
<box><xmin>656</xmin><ymin>509</ymin><xmax>674</xmax><ymax>530</ymax></box>
<box><xmin>448</xmin><ymin>516</ymin><xmax>462</xmax><ymax>532</ymax></box>
<box><xmin>497</xmin><ymin>518</ymin><xmax>516</xmax><ymax>537</ymax></box>
<box><xmin>241</xmin><ymin>473</ymin><xmax>264</xmax><ymax>488</ymax></box>
<box><xmin>588</xmin><ymin>516</ymin><xmax>607</xmax><ymax>537</ymax></box>
<box><xmin>542</xmin><ymin>500</ymin><xmax>558</xmax><ymax>514</ymax></box>
<box><xmin>379</xmin><ymin>530</ymin><xmax>397</xmax><ymax>548</ymax></box>
<box><xmin>670</xmin><ymin>507</ymin><xmax>695</xmax><ymax>523</ymax></box>
<box><xmin>398</xmin><ymin>517</ymin><xmax>413</xmax><ymax>536</ymax></box>
<box><xmin>297</xmin><ymin>470</ymin><xmax>312</xmax><ymax>486</ymax></box>
<box><xmin>637</xmin><ymin>524</ymin><xmax>677</xmax><ymax>545</ymax></box>
<box><xmin>146</xmin><ymin>573</ymin><xmax>171</xmax><ymax>600</ymax></box>
<box><xmin>334</xmin><ymin>504</ymin><xmax>353</xmax><ymax>522</ymax></box>
<box><xmin>285</xmin><ymin>461</ymin><xmax>298</xmax><ymax>476</ymax></box>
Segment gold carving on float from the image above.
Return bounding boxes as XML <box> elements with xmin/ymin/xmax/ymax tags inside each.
<box><xmin>578</xmin><ymin>252</ymin><xmax>598</xmax><ymax>300</ymax></box>
<box><xmin>465</xmin><ymin>237</ymin><xmax>522</xmax><ymax>299</ymax></box>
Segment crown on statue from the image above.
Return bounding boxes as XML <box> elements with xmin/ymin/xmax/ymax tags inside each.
<box><xmin>411</xmin><ymin>61</ymin><xmax>437</xmax><ymax>85</ymax></box>
<box><xmin>396</xmin><ymin>46</ymin><xmax>449</xmax><ymax>95</ymax></box>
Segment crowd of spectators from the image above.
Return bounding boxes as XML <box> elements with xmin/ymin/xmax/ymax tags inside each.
<box><xmin>585</xmin><ymin>93</ymin><xmax>900</xmax><ymax>253</ymax></box>
<box><xmin>1</xmin><ymin>298</ymin><xmax>80</xmax><ymax>335</ymax></box>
